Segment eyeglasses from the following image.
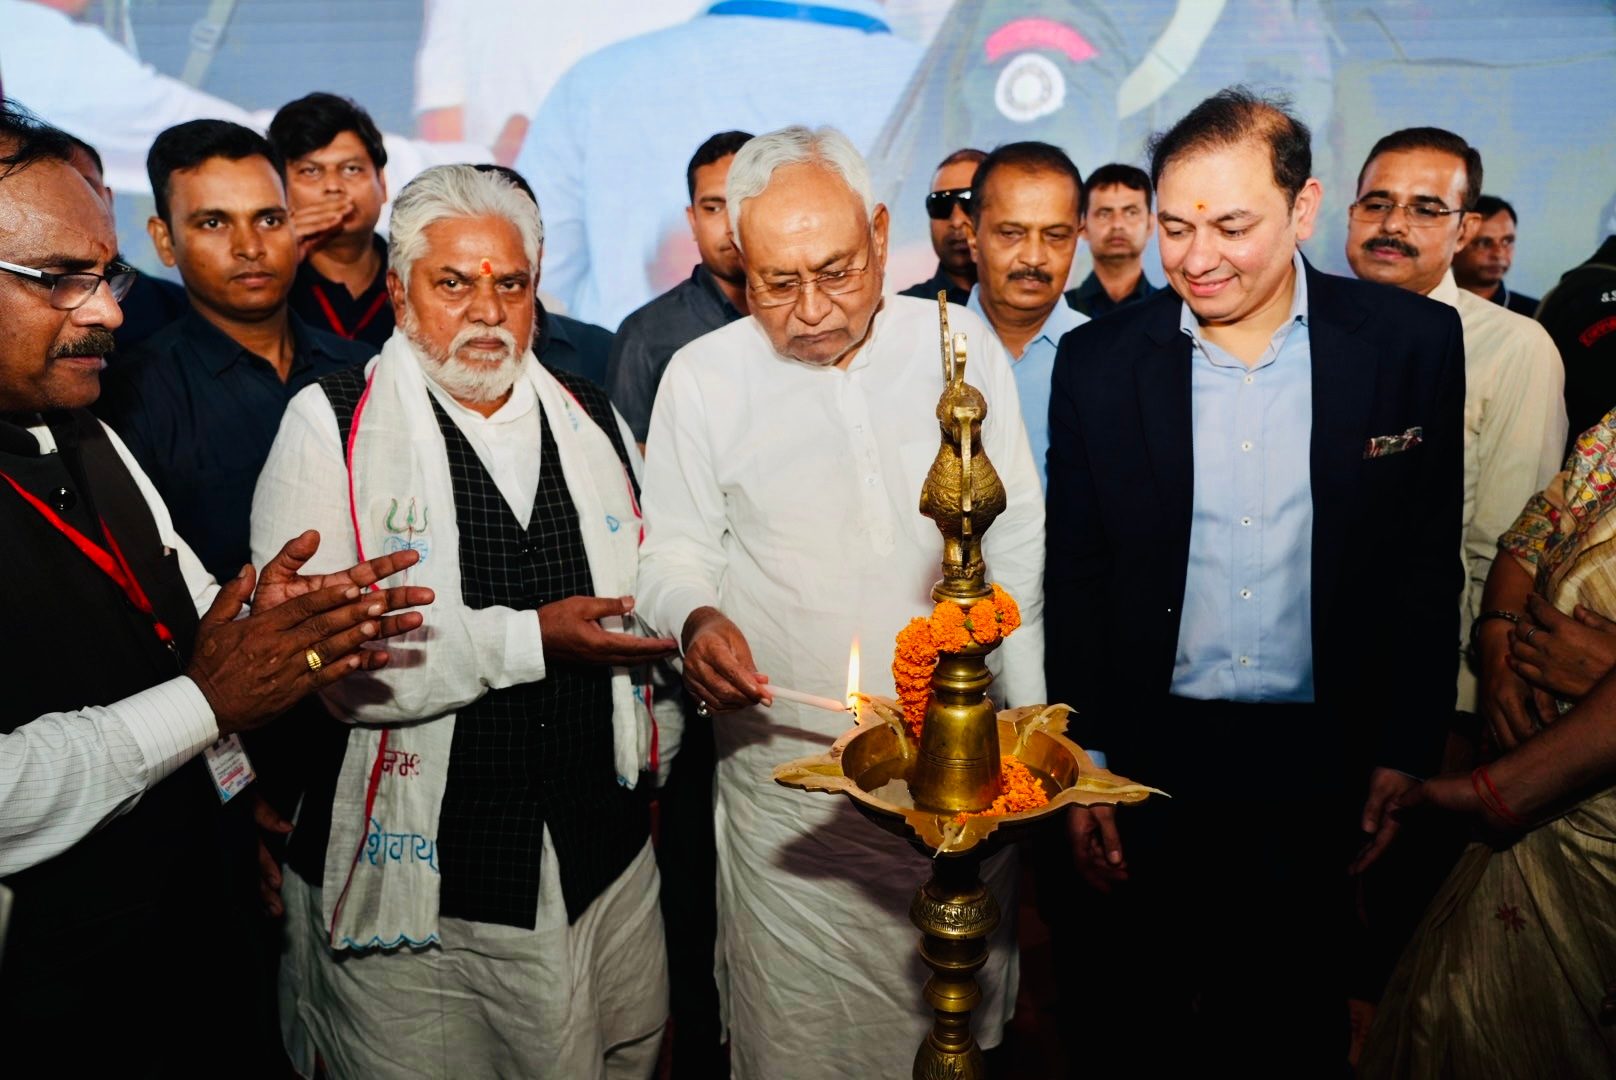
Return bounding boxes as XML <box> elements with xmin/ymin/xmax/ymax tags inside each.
<box><xmin>925</xmin><ymin>187</ymin><xmax>974</xmax><ymax>221</ymax></box>
<box><xmin>0</xmin><ymin>258</ymin><xmax>137</xmax><ymax>310</ymax></box>
<box><xmin>1349</xmin><ymin>198</ymin><xmax>1467</xmax><ymax>229</ymax></box>
<box><xmin>749</xmin><ymin>260</ymin><xmax>873</xmax><ymax>308</ymax></box>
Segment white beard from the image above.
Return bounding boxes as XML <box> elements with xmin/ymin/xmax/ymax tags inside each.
<box><xmin>402</xmin><ymin>307</ymin><xmax>523</xmax><ymax>405</ymax></box>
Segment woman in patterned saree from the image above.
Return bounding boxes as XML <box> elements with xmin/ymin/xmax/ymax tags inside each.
<box><xmin>1361</xmin><ymin>409</ymin><xmax>1616</xmax><ymax>1079</ymax></box>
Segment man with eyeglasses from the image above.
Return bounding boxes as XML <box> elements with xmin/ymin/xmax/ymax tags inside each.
<box><xmin>1452</xmin><ymin>195</ymin><xmax>1540</xmax><ymax>317</ymax></box>
<box><xmin>0</xmin><ymin>100</ymin><xmax>430</xmax><ymax>1067</ymax></box>
<box><xmin>899</xmin><ymin>147</ymin><xmax>985</xmax><ymax>307</ymax></box>
<box><xmin>97</xmin><ymin>120</ymin><xmax>374</xmax><ymax>585</ymax></box>
<box><xmin>1345</xmin><ymin>128</ymin><xmax>1565</xmax><ymax>719</ymax></box>
<box><xmin>637</xmin><ymin>125</ymin><xmax>1044</xmax><ymax>1080</ymax></box>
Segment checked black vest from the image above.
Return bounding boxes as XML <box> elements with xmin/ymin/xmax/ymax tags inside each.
<box><xmin>314</xmin><ymin>367</ymin><xmax>647</xmax><ymax>928</ymax></box>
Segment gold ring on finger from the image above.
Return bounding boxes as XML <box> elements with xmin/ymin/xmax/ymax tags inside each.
<box><xmin>305</xmin><ymin>647</ymin><xmax>324</xmax><ymax>672</ymax></box>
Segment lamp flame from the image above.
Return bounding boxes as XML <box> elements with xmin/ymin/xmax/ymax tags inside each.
<box><xmin>845</xmin><ymin>638</ymin><xmax>860</xmax><ymax>712</ymax></box>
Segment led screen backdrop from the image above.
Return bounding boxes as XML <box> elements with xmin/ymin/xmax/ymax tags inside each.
<box><xmin>3</xmin><ymin>0</ymin><xmax>1612</xmax><ymax>328</ymax></box>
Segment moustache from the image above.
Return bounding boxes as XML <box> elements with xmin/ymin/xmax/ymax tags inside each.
<box><xmin>1008</xmin><ymin>267</ymin><xmax>1053</xmax><ymax>285</ymax></box>
<box><xmin>451</xmin><ymin>324</ymin><xmax>519</xmax><ymax>359</ymax></box>
<box><xmin>1363</xmin><ymin>237</ymin><xmax>1419</xmax><ymax>259</ymax></box>
<box><xmin>48</xmin><ymin>329</ymin><xmax>117</xmax><ymax>360</ymax></box>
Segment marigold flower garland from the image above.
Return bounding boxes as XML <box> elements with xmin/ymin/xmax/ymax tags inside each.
<box><xmin>892</xmin><ymin>586</ymin><xmax>1047</xmax><ymax>818</ymax></box>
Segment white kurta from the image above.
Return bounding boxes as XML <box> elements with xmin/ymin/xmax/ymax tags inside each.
<box><xmin>1432</xmin><ymin>272</ymin><xmax>1567</xmax><ymax>709</ymax></box>
<box><xmin>638</xmin><ymin>295</ymin><xmax>1046</xmax><ymax>1079</ymax></box>
<box><xmin>253</xmin><ymin>370</ymin><xmax>666</xmax><ymax>1080</ymax></box>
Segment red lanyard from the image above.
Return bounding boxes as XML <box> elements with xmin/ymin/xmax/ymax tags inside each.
<box><xmin>0</xmin><ymin>470</ymin><xmax>174</xmax><ymax>644</ymax></box>
<box><xmin>311</xmin><ymin>285</ymin><xmax>389</xmax><ymax>341</ymax></box>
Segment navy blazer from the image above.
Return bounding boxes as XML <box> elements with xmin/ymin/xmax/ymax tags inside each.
<box><xmin>1044</xmin><ymin>258</ymin><xmax>1465</xmax><ymax>780</ymax></box>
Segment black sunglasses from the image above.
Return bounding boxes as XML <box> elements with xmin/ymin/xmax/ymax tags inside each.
<box><xmin>925</xmin><ymin>187</ymin><xmax>974</xmax><ymax>221</ymax></box>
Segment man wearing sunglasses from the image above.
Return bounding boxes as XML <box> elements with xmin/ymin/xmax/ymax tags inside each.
<box><xmin>1345</xmin><ymin>128</ymin><xmax>1565</xmax><ymax>720</ymax></box>
<box><xmin>899</xmin><ymin>147</ymin><xmax>985</xmax><ymax>307</ymax></box>
<box><xmin>0</xmin><ymin>101</ymin><xmax>430</xmax><ymax>1067</ymax></box>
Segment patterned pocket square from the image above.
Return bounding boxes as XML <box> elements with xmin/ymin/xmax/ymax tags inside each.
<box><xmin>1364</xmin><ymin>426</ymin><xmax>1423</xmax><ymax>459</ymax></box>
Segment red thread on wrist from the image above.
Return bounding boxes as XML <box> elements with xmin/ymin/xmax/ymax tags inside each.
<box><xmin>1473</xmin><ymin>765</ymin><xmax>1526</xmax><ymax>827</ymax></box>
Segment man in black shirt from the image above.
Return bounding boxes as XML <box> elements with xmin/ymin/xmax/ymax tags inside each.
<box><xmin>899</xmin><ymin>147</ymin><xmax>985</xmax><ymax>308</ymax></box>
<box><xmin>98</xmin><ymin>120</ymin><xmax>372</xmax><ymax>583</ymax></box>
<box><xmin>608</xmin><ymin>130</ymin><xmax>752</xmax><ymax>446</ymax></box>
<box><xmin>1537</xmin><ymin>234</ymin><xmax>1616</xmax><ymax>447</ymax></box>
<box><xmin>1064</xmin><ymin>163</ymin><xmax>1161</xmax><ymax>318</ymax></box>
<box><xmin>1453</xmin><ymin>195</ymin><xmax>1540</xmax><ymax>317</ymax></box>
<box><xmin>270</xmin><ymin>94</ymin><xmax>395</xmax><ymax>349</ymax></box>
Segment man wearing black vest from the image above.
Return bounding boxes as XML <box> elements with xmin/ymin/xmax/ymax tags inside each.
<box><xmin>254</xmin><ymin>164</ymin><xmax>678</xmax><ymax>1078</ymax></box>
<box><xmin>0</xmin><ymin>102</ymin><xmax>430</xmax><ymax>1072</ymax></box>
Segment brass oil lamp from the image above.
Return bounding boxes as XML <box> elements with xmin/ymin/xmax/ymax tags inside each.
<box><xmin>774</xmin><ymin>296</ymin><xmax>1161</xmax><ymax>1079</ymax></box>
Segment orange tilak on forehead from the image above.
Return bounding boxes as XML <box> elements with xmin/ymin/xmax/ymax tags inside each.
<box><xmin>1195</xmin><ymin>201</ymin><xmax>1207</xmax><ymax>213</ymax></box>
<box><xmin>479</xmin><ymin>258</ymin><xmax>494</xmax><ymax>277</ymax></box>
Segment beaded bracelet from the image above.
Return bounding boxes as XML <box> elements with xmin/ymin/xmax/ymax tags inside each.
<box><xmin>1469</xmin><ymin>609</ymin><xmax>1522</xmax><ymax>653</ymax></box>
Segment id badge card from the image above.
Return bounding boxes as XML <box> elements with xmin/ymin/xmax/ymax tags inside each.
<box><xmin>202</xmin><ymin>733</ymin><xmax>255</xmax><ymax>803</ymax></box>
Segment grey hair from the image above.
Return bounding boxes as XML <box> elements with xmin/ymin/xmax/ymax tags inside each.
<box><xmin>726</xmin><ymin>125</ymin><xmax>874</xmax><ymax>251</ymax></box>
<box><xmin>387</xmin><ymin>164</ymin><xmax>544</xmax><ymax>286</ymax></box>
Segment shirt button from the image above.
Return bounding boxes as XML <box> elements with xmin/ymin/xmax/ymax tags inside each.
<box><xmin>1244</xmin><ymin>374</ymin><xmax>1254</xmax><ymax>385</ymax></box>
<box><xmin>865</xmin><ymin>475</ymin><xmax>878</xmax><ymax>487</ymax></box>
<box><xmin>51</xmin><ymin>485</ymin><xmax>76</xmax><ymax>511</ymax></box>
<box><xmin>1240</xmin><ymin>516</ymin><xmax>1252</xmax><ymax>527</ymax></box>
<box><xmin>1240</xmin><ymin>588</ymin><xmax>1252</xmax><ymax>600</ymax></box>
<box><xmin>1240</xmin><ymin>440</ymin><xmax>1253</xmax><ymax>452</ymax></box>
<box><xmin>1239</xmin><ymin>656</ymin><xmax>1251</xmax><ymax>666</ymax></box>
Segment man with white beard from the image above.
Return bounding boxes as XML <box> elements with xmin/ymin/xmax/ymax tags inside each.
<box><xmin>252</xmin><ymin>164</ymin><xmax>678</xmax><ymax>1079</ymax></box>
<box><xmin>637</xmin><ymin>125</ymin><xmax>1046</xmax><ymax>1079</ymax></box>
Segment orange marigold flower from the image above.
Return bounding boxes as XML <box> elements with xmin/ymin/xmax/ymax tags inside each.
<box><xmin>991</xmin><ymin>584</ymin><xmax>1021</xmax><ymax>636</ymax></box>
<box><xmin>929</xmin><ymin>602</ymin><xmax>971</xmax><ymax>652</ymax></box>
<box><xmin>893</xmin><ymin>618</ymin><xmax>938</xmax><ymax>739</ymax></box>
<box><xmin>967</xmin><ymin>600</ymin><xmax>1000</xmax><ymax>644</ymax></box>
<box><xmin>951</xmin><ymin>755</ymin><xmax>1051</xmax><ymax>819</ymax></box>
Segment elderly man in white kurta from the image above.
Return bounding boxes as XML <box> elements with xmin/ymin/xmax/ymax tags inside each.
<box><xmin>252</xmin><ymin>165</ymin><xmax>677</xmax><ymax>1079</ymax></box>
<box><xmin>637</xmin><ymin>126</ymin><xmax>1046</xmax><ymax>1079</ymax></box>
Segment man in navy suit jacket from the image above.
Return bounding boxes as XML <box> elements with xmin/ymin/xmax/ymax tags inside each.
<box><xmin>1044</xmin><ymin>89</ymin><xmax>1464</xmax><ymax>1074</ymax></box>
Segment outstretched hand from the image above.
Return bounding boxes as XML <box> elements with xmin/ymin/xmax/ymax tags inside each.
<box><xmin>538</xmin><ymin>595</ymin><xmax>678</xmax><ymax>667</ymax></box>
<box><xmin>253</xmin><ymin>530</ymin><xmax>434</xmax><ymax>642</ymax></box>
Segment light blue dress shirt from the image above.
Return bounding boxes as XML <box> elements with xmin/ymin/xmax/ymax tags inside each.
<box><xmin>1170</xmin><ymin>252</ymin><xmax>1315</xmax><ymax>703</ymax></box>
<box><xmin>966</xmin><ymin>287</ymin><xmax>1088</xmax><ymax>492</ymax></box>
<box><xmin>513</xmin><ymin>1</ymin><xmax>920</xmax><ymax>328</ymax></box>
